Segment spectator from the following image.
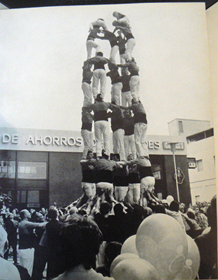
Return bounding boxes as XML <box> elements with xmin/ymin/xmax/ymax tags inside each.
<box><xmin>53</xmin><ymin>215</ymin><xmax>113</xmax><ymax>280</ymax></box>
<box><xmin>195</xmin><ymin>195</ymin><xmax>217</xmax><ymax>279</ymax></box>
<box><xmin>18</xmin><ymin>209</ymin><xmax>47</xmax><ymax>277</ymax></box>
<box><xmin>195</xmin><ymin>206</ymin><xmax>208</xmax><ymax>230</ymax></box>
<box><xmin>0</xmin><ymin>224</ymin><xmax>21</xmax><ymax>280</ymax></box>
<box><xmin>4</xmin><ymin>212</ymin><xmax>18</xmax><ymax>264</ymax></box>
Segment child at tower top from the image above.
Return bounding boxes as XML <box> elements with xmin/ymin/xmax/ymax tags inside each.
<box><xmin>112</xmin><ymin>12</ymin><xmax>135</xmax><ymax>61</ymax></box>
<box><xmin>86</xmin><ymin>18</ymin><xmax>107</xmax><ymax>59</ymax></box>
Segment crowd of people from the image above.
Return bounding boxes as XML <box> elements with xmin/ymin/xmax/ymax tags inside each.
<box><xmin>0</xmin><ymin>193</ymin><xmax>217</xmax><ymax>279</ymax></box>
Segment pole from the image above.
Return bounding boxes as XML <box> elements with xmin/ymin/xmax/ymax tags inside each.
<box><xmin>170</xmin><ymin>143</ymin><xmax>180</xmax><ymax>202</ymax></box>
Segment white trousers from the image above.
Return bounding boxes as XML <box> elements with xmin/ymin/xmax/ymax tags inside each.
<box><xmin>134</xmin><ymin>122</ymin><xmax>148</xmax><ymax>157</ymax></box>
<box><xmin>121</xmin><ymin>91</ymin><xmax>132</xmax><ymax>107</ymax></box>
<box><xmin>125</xmin><ymin>38</ymin><xmax>136</xmax><ymax>61</ymax></box>
<box><xmin>115</xmin><ymin>186</ymin><xmax>128</xmax><ymax>202</ymax></box>
<box><xmin>126</xmin><ymin>183</ymin><xmax>140</xmax><ymax>203</ymax></box>
<box><xmin>130</xmin><ymin>75</ymin><xmax>140</xmax><ymax>101</ymax></box>
<box><xmin>111</xmin><ymin>82</ymin><xmax>122</xmax><ymax>105</ymax></box>
<box><xmin>18</xmin><ymin>248</ymin><xmax>35</xmax><ymax>277</ymax></box>
<box><xmin>86</xmin><ymin>40</ymin><xmax>100</xmax><ymax>59</ymax></box>
<box><xmin>92</xmin><ymin>69</ymin><xmax>107</xmax><ymax>99</ymax></box>
<box><xmin>81</xmin><ymin>129</ymin><xmax>93</xmax><ymax>159</ymax></box>
<box><xmin>124</xmin><ymin>134</ymin><xmax>136</xmax><ymax>159</ymax></box>
<box><xmin>110</xmin><ymin>45</ymin><xmax>119</xmax><ymax>64</ymax></box>
<box><xmin>113</xmin><ymin>128</ymin><xmax>125</xmax><ymax>161</ymax></box>
<box><xmin>82</xmin><ymin>82</ymin><xmax>92</xmax><ymax>107</ymax></box>
<box><xmin>94</xmin><ymin>120</ymin><xmax>110</xmax><ymax>157</ymax></box>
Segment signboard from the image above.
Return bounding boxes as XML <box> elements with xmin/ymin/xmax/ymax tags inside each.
<box><xmin>0</xmin><ymin>127</ymin><xmax>187</xmax><ymax>155</ymax></box>
<box><xmin>187</xmin><ymin>158</ymin><xmax>196</xmax><ymax>169</ymax></box>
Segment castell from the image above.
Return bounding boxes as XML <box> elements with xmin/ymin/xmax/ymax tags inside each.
<box><xmin>67</xmin><ymin>12</ymin><xmax>159</xmax><ymax>215</ymax></box>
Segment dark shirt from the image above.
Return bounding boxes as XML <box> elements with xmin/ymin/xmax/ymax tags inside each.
<box><xmin>113</xmin><ymin>164</ymin><xmax>128</xmax><ymax>186</ymax></box>
<box><xmin>80</xmin><ymin>159</ymin><xmax>96</xmax><ymax>183</ymax></box>
<box><xmin>123</xmin><ymin>116</ymin><xmax>134</xmax><ymax>136</ymax></box>
<box><xmin>96</xmin><ymin>30</ymin><xmax>118</xmax><ymax>47</ymax></box>
<box><xmin>121</xmin><ymin>75</ymin><xmax>131</xmax><ymax>93</ymax></box>
<box><xmin>94</xmin><ymin>159</ymin><xmax>116</xmax><ymax>183</ymax></box>
<box><xmin>107</xmin><ymin>69</ymin><xmax>121</xmax><ymax>84</ymax></box>
<box><xmin>110</xmin><ymin>108</ymin><xmax>124</xmax><ymax>132</ymax></box>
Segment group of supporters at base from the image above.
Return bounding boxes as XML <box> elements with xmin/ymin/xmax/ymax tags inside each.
<box><xmin>74</xmin><ymin>148</ymin><xmax>158</xmax><ymax>213</ymax></box>
<box><xmin>0</xmin><ymin>195</ymin><xmax>216</xmax><ymax>280</ymax></box>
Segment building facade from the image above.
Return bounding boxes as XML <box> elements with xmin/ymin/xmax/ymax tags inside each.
<box><xmin>0</xmin><ymin>127</ymin><xmax>191</xmax><ymax>209</ymax></box>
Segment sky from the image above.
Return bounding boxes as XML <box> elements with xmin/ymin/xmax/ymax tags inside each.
<box><xmin>0</xmin><ymin>2</ymin><xmax>213</xmax><ymax>135</ymax></box>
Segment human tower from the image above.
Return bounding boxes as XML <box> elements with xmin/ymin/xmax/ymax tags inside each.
<box><xmin>68</xmin><ymin>11</ymin><xmax>161</xmax><ymax>213</ymax></box>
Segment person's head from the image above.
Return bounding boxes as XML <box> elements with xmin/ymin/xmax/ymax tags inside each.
<box><xmin>113</xmin><ymin>11</ymin><xmax>124</xmax><ymax>19</ymax></box>
<box><xmin>99</xmin><ymin>202</ymin><xmax>111</xmax><ymax>216</ymax></box>
<box><xmin>121</xmin><ymin>67</ymin><xmax>129</xmax><ymax>76</ymax></box>
<box><xmin>169</xmin><ymin>200</ymin><xmax>180</xmax><ymax>212</ymax></box>
<box><xmin>87</xmin><ymin>150</ymin><xmax>94</xmax><ymax>160</ymax></box>
<box><xmin>179</xmin><ymin>203</ymin><xmax>186</xmax><ymax>213</ymax></box>
<box><xmin>114</xmin><ymin>203</ymin><xmax>124</xmax><ymax>216</ymax></box>
<box><xmin>0</xmin><ymin>225</ymin><xmax>8</xmax><ymax>257</ymax></box>
<box><xmin>104</xmin><ymin>241</ymin><xmax>122</xmax><ymax>265</ymax></box>
<box><xmin>69</xmin><ymin>207</ymin><xmax>78</xmax><ymax>215</ymax></box>
<box><xmin>113</xmin><ymin>153</ymin><xmax>120</xmax><ymax>162</ymax></box>
<box><xmin>207</xmin><ymin>195</ymin><xmax>217</xmax><ymax>230</ymax></box>
<box><xmin>60</xmin><ymin>215</ymin><xmax>103</xmax><ymax>270</ymax></box>
<box><xmin>127</xmin><ymin>154</ymin><xmax>133</xmax><ymax>161</ymax></box>
<box><xmin>194</xmin><ymin>206</ymin><xmax>200</xmax><ymax>215</ymax></box>
<box><xmin>154</xmin><ymin>204</ymin><xmax>166</xmax><ymax>214</ymax></box>
<box><xmin>47</xmin><ymin>206</ymin><xmax>59</xmax><ymax>221</ymax></box>
<box><xmin>187</xmin><ymin>208</ymin><xmax>195</xmax><ymax>219</ymax></box>
<box><xmin>20</xmin><ymin>209</ymin><xmax>31</xmax><ymax>220</ymax></box>
<box><xmin>95</xmin><ymin>94</ymin><xmax>103</xmax><ymax>102</ymax></box>
<box><xmin>33</xmin><ymin>212</ymin><xmax>44</xmax><ymax>222</ymax></box>
<box><xmin>123</xmin><ymin>109</ymin><xmax>131</xmax><ymax>118</ymax></box>
<box><xmin>96</xmin><ymin>51</ymin><xmax>103</xmax><ymax>57</ymax></box>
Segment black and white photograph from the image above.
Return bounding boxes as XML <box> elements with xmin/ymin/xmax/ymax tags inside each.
<box><xmin>0</xmin><ymin>1</ymin><xmax>217</xmax><ymax>279</ymax></box>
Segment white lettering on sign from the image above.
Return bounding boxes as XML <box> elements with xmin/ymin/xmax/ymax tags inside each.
<box><xmin>2</xmin><ymin>134</ymin><xmax>18</xmax><ymax>144</ymax></box>
<box><xmin>163</xmin><ymin>142</ymin><xmax>184</xmax><ymax>150</ymax></box>
<box><xmin>147</xmin><ymin>141</ymin><xmax>160</xmax><ymax>150</ymax></box>
<box><xmin>25</xmin><ymin>135</ymin><xmax>83</xmax><ymax>147</ymax></box>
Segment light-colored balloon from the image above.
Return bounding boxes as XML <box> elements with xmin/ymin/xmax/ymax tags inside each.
<box><xmin>121</xmin><ymin>235</ymin><xmax>138</xmax><ymax>255</ymax></box>
<box><xmin>136</xmin><ymin>214</ymin><xmax>188</xmax><ymax>280</ymax></box>
<box><xmin>110</xmin><ymin>253</ymin><xmax>139</xmax><ymax>275</ymax></box>
<box><xmin>166</xmin><ymin>195</ymin><xmax>174</xmax><ymax>205</ymax></box>
<box><xmin>111</xmin><ymin>258</ymin><xmax>160</xmax><ymax>280</ymax></box>
<box><xmin>174</xmin><ymin>235</ymin><xmax>200</xmax><ymax>280</ymax></box>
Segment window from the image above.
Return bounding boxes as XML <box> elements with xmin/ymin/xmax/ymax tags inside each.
<box><xmin>17</xmin><ymin>162</ymin><xmax>46</xmax><ymax>179</ymax></box>
<box><xmin>196</xmin><ymin>159</ymin><xmax>203</xmax><ymax>172</ymax></box>
<box><xmin>0</xmin><ymin>161</ymin><xmax>16</xmax><ymax>178</ymax></box>
<box><xmin>152</xmin><ymin>165</ymin><xmax>162</xmax><ymax>180</ymax></box>
<box><xmin>178</xmin><ymin>121</ymin><xmax>184</xmax><ymax>133</ymax></box>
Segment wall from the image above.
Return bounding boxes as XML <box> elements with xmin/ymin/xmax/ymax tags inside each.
<box><xmin>188</xmin><ymin>136</ymin><xmax>216</xmax><ymax>203</ymax></box>
<box><xmin>164</xmin><ymin>155</ymin><xmax>191</xmax><ymax>206</ymax></box>
<box><xmin>48</xmin><ymin>152</ymin><xmax>83</xmax><ymax>207</ymax></box>
<box><xmin>206</xmin><ymin>2</ymin><xmax>218</xmax><ymax>199</ymax></box>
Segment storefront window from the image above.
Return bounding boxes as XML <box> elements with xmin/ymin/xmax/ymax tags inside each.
<box><xmin>17</xmin><ymin>162</ymin><xmax>47</xmax><ymax>179</ymax></box>
<box><xmin>152</xmin><ymin>164</ymin><xmax>162</xmax><ymax>180</ymax></box>
<box><xmin>0</xmin><ymin>161</ymin><xmax>16</xmax><ymax>178</ymax></box>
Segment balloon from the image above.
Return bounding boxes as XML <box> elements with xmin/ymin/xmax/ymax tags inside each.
<box><xmin>136</xmin><ymin>214</ymin><xmax>188</xmax><ymax>280</ymax></box>
<box><xmin>111</xmin><ymin>258</ymin><xmax>160</xmax><ymax>280</ymax></box>
<box><xmin>174</xmin><ymin>235</ymin><xmax>200</xmax><ymax>280</ymax></box>
<box><xmin>110</xmin><ymin>253</ymin><xmax>139</xmax><ymax>275</ymax></box>
<box><xmin>166</xmin><ymin>195</ymin><xmax>174</xmax><ymax>205</ymax></box>
<box><xmin>121</xmin><ymin>235</ymin><xmax>138</xmax><ymax>255</ymax></box>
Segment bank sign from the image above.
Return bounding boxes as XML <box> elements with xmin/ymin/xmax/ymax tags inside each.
<box><xmin>0</xmin><ymin>128</ymin><xmax>187</xmax><ymax>155</ymax></box>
